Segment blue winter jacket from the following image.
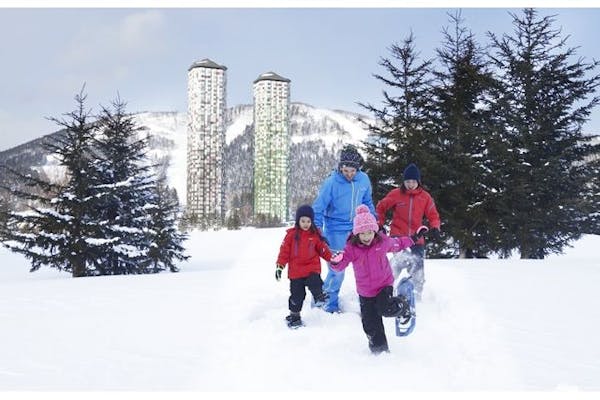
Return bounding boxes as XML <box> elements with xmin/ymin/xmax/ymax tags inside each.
<box><xmin>312</xmin><ymin>169</ymin><xmax>376</xmax><ymax>234</ymax></box>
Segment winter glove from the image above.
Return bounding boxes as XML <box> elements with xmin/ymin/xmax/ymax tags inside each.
<box><xmin>275</xmin><ymin>264</ymin><xmax>284</xmax><ymax>281</ymax></box>
<box><xmin>430</xmin><ymin>227</ymin><xmax>442</xmax><ymax>242</ymax></box>
<box><xmin>330</xmin><ymin>252</ymin><xmax>343</xmax><ymax>265</ymax></box>
<box><xmin>378</xmin><ymin>224</ymin><xmax>387</xmax><ymax>235</ymax></box>
<box><xmin>411</xmin><ymin>225</ymin><xmax>429</xmax><ymax>242</ymax></box>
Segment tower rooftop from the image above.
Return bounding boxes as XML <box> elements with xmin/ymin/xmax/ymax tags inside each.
<box><xmin>188</xmin><ymin>58</ymin><xmax>227</xmax><ymax>71</ymax></box>
<box><xmin>253</xmin><ymin>71</ymin><xmax>290</xmax><ymax>84</ymax></box>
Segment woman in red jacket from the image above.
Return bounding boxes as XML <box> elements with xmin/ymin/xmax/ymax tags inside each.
<box><xmin>376</xmin><ymin>163</ymin><xmax>441</xmax><ymax>301</ymax></box>
<box><xmin>275</xmin><ymin>205</ymin><xmax>332</xmax><ymax>328</ymax></box>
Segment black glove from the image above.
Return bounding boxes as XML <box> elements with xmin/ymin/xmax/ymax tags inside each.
<box><xmin>275</xmin><ymin>264</ymin><xmax>284</xmax><ymax>281</ymax></box>
<box><xmin>410</xmin><ymin>225</ymin><xmax>429</xmax><ymax>242</ymax></box>
<box><xmin>378</xmin><ymin>224</ymin><xmax>387</xmax><ymax>234</ymax></box>
<box><xmin>430</xmin><ymin>227</ymin><xmax>442</xmax><ymax>241</ymax></box>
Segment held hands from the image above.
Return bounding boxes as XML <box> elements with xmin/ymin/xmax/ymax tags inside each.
<box><xmin>275</xmin><ymin>264</ymin><xmax>284</xmax><ymax>281</ymax></box>
<box><xmin>410</xmin><ymin>225</ymin><xmax>429</xmax><ymax>243</ymax></box>
<box><xmin>330</xmin><ymin>251</ymin><xmax>344</xmax><ymax>265</ymax></box>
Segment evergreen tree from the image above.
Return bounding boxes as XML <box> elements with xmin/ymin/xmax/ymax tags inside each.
<box><xmin>226</xmin><ymin>208</ymin><xmax>242</xmax><ymax>230</ymax></box>
<box><xmin>487</xmin><ymin>8</ymin><xmax>600</xmax><ymax>258</ymax></box>
<box><xmin>1</xmin><ymin>90</ymin><xmax>103</xmax><ymax>276</ymax></box>
<box><xmin>0</xmin><ymin>197</ymin><xmax>8</xmax><ymax>241</ymax></box>
<box><xmin>582</xmin><ymin>149</ymin><xmax>600</xmax><ymax>235</ymax></box>
<box><xmin>146</xmin><ymin>180</ymin><xmax>189</xmax><ymax>272</ymax></box>
<box><xmin>359</xmin><ymin>32</ymin><xmax>435</xmax><ymax>203</ymax></box>
<box><xmin>1</xmin><ymin>93</ymin><xmax>189</xmax><ymax>275</ymax></box>
<box><xmin>91</xmin><ymin>96</ymin><xmax>160</xmax><ymax>274</ymax></box>
<box><xmin>428</xmin><ymin>11</ymin><xmax>497</xmax><ymax>257</ymax></box>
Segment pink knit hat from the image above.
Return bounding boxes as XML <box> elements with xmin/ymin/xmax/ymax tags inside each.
<box><xmin>352</xmin><ymin>205</ymin><xmax>378</xmax><ymax>235</ymax></box>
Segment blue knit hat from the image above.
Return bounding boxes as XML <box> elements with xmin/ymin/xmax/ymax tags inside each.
<box><xmin>338</xmin><ymin>144</ymin><xmax>363</xmax><ymax>170</ymax></box>
<box><xmin>403</xmin><ymin>163</ymin><xmax>421</xmax><ymax>181</ymax></box>
<box><xmin>295</xmin><ymin>204</ymin><xmax>314</xmax><ymax>226</ymax></box>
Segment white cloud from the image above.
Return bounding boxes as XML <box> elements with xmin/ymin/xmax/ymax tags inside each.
<box><xmin>119</xmin><ymin>10</ymin><xmax>166</xmax><ymax>50</ymax></box>
<box><xmin>59</xmin><ymin>10</ymin><xmax>166</xmax><ymax>72</ymax></box>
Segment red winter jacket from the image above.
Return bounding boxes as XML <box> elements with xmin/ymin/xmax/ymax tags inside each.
<box><xmin>276</xmin><ymin>227</ymin><xmax>333</xmax><ymax>279</ymax></box>
<box><xmin>376</xmin><ymin>186</ymin><xmax>441</xmax><ymax>245</ymax></box>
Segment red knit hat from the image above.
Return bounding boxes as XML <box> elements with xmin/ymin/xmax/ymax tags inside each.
<box><xmin>352</xmin><ymin>205</ymin><xmax>378</xmax><ymax>235</ymax></box>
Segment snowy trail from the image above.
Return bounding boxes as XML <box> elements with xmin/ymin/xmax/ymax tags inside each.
<box><xmin>189</xmin><ymin>229</ymin><xmax>525</xmax><ymax>390</ymax></box>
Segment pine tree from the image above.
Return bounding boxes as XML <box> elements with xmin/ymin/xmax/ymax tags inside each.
<box><xmin>359</xmin><ymin>31</ymin><xmax>435</xmax><ymax>203</ymax></box>
<box><xmin>0</xmin><ymin>197</ymin><xmax>8</xmax><ymax>241</ymax></box>
<box><xmin>582</xmin><ymin>148</ymin><xmax>600</xmax><ymax>235</ymax></box>
<box><xmin>146</xmin><ymin>180</ymin><xmax>189</xmax><ymax>272</ymax></box>
<box><xmin>91</xmin><ymin>96</ymin><xmax>160</xmax><ymax>274</ymax></box>
<box><xmin>226</xmin><ymin>208</ymin><xmax>242</xmax><ymax>230</ymax></box>
<box><xmin>1</xmin><ymin>90</ymin><xmax>103</xmax><ymax>276</ymax></box>
<box><xmin>1</xmin><ymin>92</ymin><xmax>189</xmax><ymax>275</ymax></box>
<box><xmin>487</xmin><ymin>8</ymin><xmax>600</xmax><ymax>258</ymax></box>
<box><xmin>428</xmin><ymin>11</ymin><xmax>497</xmax><ymax>257</ymax></box>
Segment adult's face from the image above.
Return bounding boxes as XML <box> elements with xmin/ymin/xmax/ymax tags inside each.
<box><xmin>340</xmin><ymin>166</ymin><xmax>357</xmax><ymax>181</ymax></box>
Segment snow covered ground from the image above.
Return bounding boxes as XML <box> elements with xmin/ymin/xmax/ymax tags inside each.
<box><xmin>1</xmin><ymin>228</ymin><xmax>599</xmax><ymax>392</ymax></box>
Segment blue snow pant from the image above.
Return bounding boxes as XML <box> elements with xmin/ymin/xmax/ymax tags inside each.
<box><xmin>322</xmin><ymin>229</ymin><xmax>351</xmax><ymax>312</ymax></box>
<box><xmin>390</xmin><ymin>244</ymin><xmax>425</xmax><ymax>300</ymax></box>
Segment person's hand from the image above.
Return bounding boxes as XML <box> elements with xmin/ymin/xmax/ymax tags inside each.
<box><xmin>330</xmin><ymin>252</ymin><xmax>343</xmax><ymax>265</ymax></box>
<box><xmin>378</xmin><ymin>224</ymin><xmax>387</xmax><ymax>235</ymax></box>
<box><xmin>410</xmin><ymin>225</ymin><xmax>429</xmax><ymax>242</ymax></box>
<box><xmin>430</xmin><ymin>227</ymin><xmax>442</xmax><ymax>241</ymax></box>
<box><xmin>275</xmin><ymin>264</ymin><xmax>284</xmax><ymax>281</ymax></box>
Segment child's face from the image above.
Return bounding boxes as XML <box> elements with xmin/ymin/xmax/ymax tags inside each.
<box><xmin>404</xmin><ymin>179</ymin><xmax>418</xmax><ymax>190</ymax></box>
<box><xmin>299</xmin><ymin>216</ymin><xmax>312</xmax><ymax>230</ymax></box>
<box><xmin>358</xmin><ymin>230</ymin><xmax>375</xmax><ymax>245</ymax></box>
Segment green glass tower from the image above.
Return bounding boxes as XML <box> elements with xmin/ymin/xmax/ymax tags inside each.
<box><xmin>252</xmin><ymin>72</ymin><xmax>291</xmax><ymax>223</ymax></box>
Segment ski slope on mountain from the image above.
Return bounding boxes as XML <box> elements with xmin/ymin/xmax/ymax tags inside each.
<box><xmin>0</xmin><ymin>228</ymin><xmax>598</xmax><ymax>391</ymax></box>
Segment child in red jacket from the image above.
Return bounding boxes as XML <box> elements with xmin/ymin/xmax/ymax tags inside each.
<box><xmin>276</xmin><ymin>205</ymin><xmax>332</xmax><ymax>328</ymax></box>
<box><xmin>376</xmin><ymin>163</ymin><xmax>441</xmax><ymax>300</ymax></box>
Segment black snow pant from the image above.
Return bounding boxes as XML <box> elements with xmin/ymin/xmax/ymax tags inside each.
<box><xmin>359</xmin><ymin>294</ymin><xmax>389</xmax><ymax>354</ymax></box>
<box><xmin>289</xmin><ymin>273</ymin><xmax>324</xmax><ymax>313</ymax></box>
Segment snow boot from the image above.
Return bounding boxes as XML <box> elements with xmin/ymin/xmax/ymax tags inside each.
<box><xmin>313</xmin><ymin>292</ymin><xmax>329</xmax><ymax>308</ymax></box>
<box><xmin>285</xmin><ymin>312</ymin><xmax>303</xmax><ymax>329</ymax></box>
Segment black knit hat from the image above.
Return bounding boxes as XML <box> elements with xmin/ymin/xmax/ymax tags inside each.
<box><xmin>403</xmin><ymin>163</ymin><xmax>421</xmax><ymax>181</ymax></box>
<box><xmin>295</xmin><ymin>204</ymin><xmax>314</xmax><ymax>226</ymax></box>
<box><xmin>338</xmin><ymin>144</ymin><xmax>364</xmax><ymax>170</ymax></box>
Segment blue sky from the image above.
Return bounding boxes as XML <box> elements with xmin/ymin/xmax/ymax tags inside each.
<box><xmin>1</xmin><ymin>7</ymin><xmax>600</xmax><ymax>150</ymax></box>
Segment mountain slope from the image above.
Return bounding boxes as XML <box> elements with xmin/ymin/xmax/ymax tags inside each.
<box><xmin>0</xmin><ymin>103</ymin><xmax>373</xmax><ymax>218</ymax></box>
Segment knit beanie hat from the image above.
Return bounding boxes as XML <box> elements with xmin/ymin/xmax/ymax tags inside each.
<box><xmin>338</xmin><ymin>144</ymin><xmax>364</xmax><ymax>170</ymax></box>
<box><xmin>295</xmin><ymin>204</ymin><xmax>314</xmax><ymax>226</ymax></box>
<box><xmin>352</xmin><ymin>204</ymin><xmax>378</xmax><ymax>235</ymax></box>
<box><xmin>403</xmin><ymin>163</ymin><xmax>421</xmax><ymax>181</ymax></box>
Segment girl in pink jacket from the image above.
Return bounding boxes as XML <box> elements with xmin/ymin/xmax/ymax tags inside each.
<box><xmin>330</xmin><ymin>205</ymin><xmax>427</xmax><ymax>354</ymax></box>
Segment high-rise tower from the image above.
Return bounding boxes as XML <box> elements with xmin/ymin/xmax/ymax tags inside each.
<box><xmin>252</xmin><ymin>71</ymin><xmax>291</xmax><ymax>223</ymax></box>
<box><xmin>186</xmin><ymin>58</ymin><xmax>227</xmax><ymax>227</ymax></box>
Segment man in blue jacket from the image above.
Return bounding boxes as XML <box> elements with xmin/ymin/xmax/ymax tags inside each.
<box><xmin>313</xmin><ymin>144</ymin><xmax>376</xmax><ymax>313</ymax></box>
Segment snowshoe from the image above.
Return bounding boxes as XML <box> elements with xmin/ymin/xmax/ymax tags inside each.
<box><xmin>394</xmin><ymin>275</ymin><xmax>416</xmax><ymax>336</ymax></box>
<box><xmin>285</xmin><ymin>313</ymin><xmax>304</xmax><ymax>329</ymax></box>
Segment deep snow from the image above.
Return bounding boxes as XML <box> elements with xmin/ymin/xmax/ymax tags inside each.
<box><xmin>0</xmin><ymin>228</ymin><xmax>599</xmax><ymax>392</ymax></box>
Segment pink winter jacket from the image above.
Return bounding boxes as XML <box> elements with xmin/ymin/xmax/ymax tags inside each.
<box><xmin>331</xmin><ymin>233</ymin><xmax>414</xmax><ymax>298</ymax></box>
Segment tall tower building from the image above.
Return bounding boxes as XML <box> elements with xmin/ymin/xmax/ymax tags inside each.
<box><xmin>186</xmin><ymin>58</ymin><xmax>227</xmax><ymax>226</ymax></box>
<box><xmin>252</xmin><ymin>71</ymin><xmax>291</xmax><ymax>223</ymax></box>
